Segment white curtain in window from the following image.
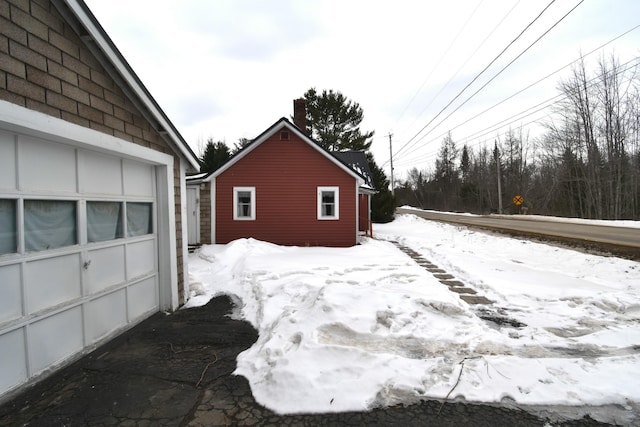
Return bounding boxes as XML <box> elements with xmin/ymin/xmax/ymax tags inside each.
<box><xmin>87</xmin><ymin>201</ymin><xmax>122</xmax><ymax>242</ymax></box>
<box><xmin>0</xmin><ymin>200</ymin><xmax>16</xmax><ymax>255</ymax></box>
<box><xmin>127</xmin><ymin>202</ymin><xmax>152</xmax><ymax>237</ymax></box>
<box><xmin>24</xmin><ymin>200</ymin><xmax>77</xmax><ymax>251</ymax></box>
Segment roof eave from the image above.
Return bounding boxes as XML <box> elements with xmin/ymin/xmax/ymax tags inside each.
<box><xmin>56</xmin><ymin>0</ymin><xmax>200</xmax><ymax>171</ymax></box>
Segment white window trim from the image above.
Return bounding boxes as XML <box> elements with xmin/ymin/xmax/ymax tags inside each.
<box><xmin>233</xmin><ymin>187</ymin><xmax>256</xmax><ymax>221</ymax></box>
<box><xmin>317</xmin><ymin>186</ymin><xmax>339</xmax><ymax>220</ymax></box>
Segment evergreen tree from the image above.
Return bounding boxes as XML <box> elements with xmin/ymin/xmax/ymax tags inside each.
<box><xmin>303</xmin><ymin>88</ymin><xmax>374</xmax><ymax>151</ymax></box>
<box><xmin>232</xmin><ymin>137</ymin><xmax>251</xmax><ymax>154</ymax></box>
<box><xmin>366</xmin><ymin>152</ymin><xmax>395</xmax><ymax>222</ymax></box>
<box><xmin>434</xmin><ymin>132</ymin><xmax>458</xmax><ymax>184</ymax></box>
<box><xmin>460</xmin><ymin>144</ymin><xmax>471</xmax><ymax>183</ymax></box>
<box><xmin>200</xmin><ymin>139</ymin><xmax>231</xmax><ymax>173</ymax></box>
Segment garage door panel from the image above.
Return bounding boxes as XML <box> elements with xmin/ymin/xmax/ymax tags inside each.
<box><xmin>85</xmin><ymin>289</ymin><xmax>127</xmax><ymax>344</ymax></box>
<box><xmin>128</xmin><ymin>277</ymin><xmax>157</xmax><ymax>320</ymax></box>
<box><xmin>123</xmin><ymin>160</ymin><xmax>153</xmax><ymax>197</ymax></box>
<box><xmin>126</xmin><ymin>240</ymin><xmax>155</xmax><ymax>279</ymax></box>
<box><xmin>0</xmin><ymin>132</ymin><xmax>16</xmax><ymax>190</ymax></box>
<box><xmin>86</xmin><ymin>245</ymin><xmax>126</xmax><ymax>294</ymax></box>
<box><xmin>0</xmin><ymin>264</ymin><xmax>22</xmax><ymax>323</ymax></box>
<box><xmin>29</xmin><ymin>307</ymin><xmax>83</xmax><ymax>375</ymax></box>
<box><xmin>26</xmin><ymin>254</ymin><xmax>81</xmax><ymax>314</ymax></box>
<box><xmin>0</xmin><ymin>328</ymin><xmax>27</xmax><ymax>394</ymax></box>
<box><xmin>0</xmin><ymin>127</ymin><xmax>164</xmax><ymax>401</ymax></box>
<box><xmin>79</xmin><ymin>151</ymin><xmax>123</xmax><ymax>195</ymax></box>
<box><xmin>19</xmin><ymin>137</ymin><xmax>76</xmax><ymax>193</ymax></box>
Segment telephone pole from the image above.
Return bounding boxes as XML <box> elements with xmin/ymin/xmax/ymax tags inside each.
<box><xmin>494</xmin><ymin>140</ymin><xmax>503</xmax><ymax>214</ymax></box>
<box><xmin>388</xmin><ymin>133</ymin><xmax>395</xmax><ymax>196</ymax></box>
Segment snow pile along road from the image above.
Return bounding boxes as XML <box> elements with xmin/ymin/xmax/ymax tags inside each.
<box><xmin>186</xmin><ymin>214</ymin><xmax>640</xmax><ymax>423</ymax></box>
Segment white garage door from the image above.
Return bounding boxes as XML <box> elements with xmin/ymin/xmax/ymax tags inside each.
<box><xmin>0</xmin><ymin>130</ymin><xmax>162</xmax><ymax>397</ymax></box>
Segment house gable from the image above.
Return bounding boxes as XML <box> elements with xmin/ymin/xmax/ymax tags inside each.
<box><xmin>212</xmin><ymin>118</ymin><xmax>363</xmax><ymax>184</ymax></box>
<box><xmin>213</xmin><ymin>119</ymin><xmax>360</xmax><ymax>247</ymax></box>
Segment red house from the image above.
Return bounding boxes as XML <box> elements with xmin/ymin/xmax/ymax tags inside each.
<box><xmin>190</xmin><ymin>117</ymin><xmax>374</xmax><ymax>247</ymax></box>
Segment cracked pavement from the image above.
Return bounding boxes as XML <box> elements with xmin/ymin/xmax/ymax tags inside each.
<box><xmin>0</xmin><ymin>296</ymin><xmax>611</xmax><ymax>426</ymax></box>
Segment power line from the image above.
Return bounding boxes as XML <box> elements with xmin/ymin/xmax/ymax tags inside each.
<box><xmin>393</xmin><ymin>0</ymin><xmax>558</xmax><ymax>162</ymax></box>
<box><xmin>394</xmin><ymin>0</ymin><xmax>585</xmax><ymax>165</ymax></box>
<box><xmin>392</xmin><ymin>0</ymin><xmax>486</xmax><ymax>130</ymax></box>
<box><xmin>403</xmin><ymin>0</ymin><xmax>522</xmax><ymax>136</ymax></box>
<box><xmin>416</xmin><ymin>23</ymin><xmax>640</xmax><ymax>153</ymax></box>
<box><xmin>392</xmin><ymin>55</ymin><xmax>640</xmax><ymax>168</ymax></box>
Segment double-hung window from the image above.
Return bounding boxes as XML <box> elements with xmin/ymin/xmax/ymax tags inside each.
<box><xmin>233</xmin><ymin>187</ymin><xmax>256</xmax><ymax>220</ymax></box>
<box><xmin>317</xmin><ymin>186</ymin><xmax>339</xmax><ymax>220</ymax></box>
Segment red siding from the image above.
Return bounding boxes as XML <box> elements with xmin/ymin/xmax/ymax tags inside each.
<box><xmin>359</xmin><ymin>194</ymin><xmax>370</xmax><ymax>233</ymax></box>
<box><xmin>215</xmin><ymin>130</ymin><xmax>357</xmax><ymax>246</ymax></box>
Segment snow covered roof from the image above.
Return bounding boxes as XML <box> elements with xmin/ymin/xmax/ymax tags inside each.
<box><xmin>332</xmin><ymin>151</ymin><xmax>376</xmax><ymax>193</ymax></box>
<box><xmin>186</xmin><ymin>172</ymin><xmax>211</xmax><ymax>184</ymax></box>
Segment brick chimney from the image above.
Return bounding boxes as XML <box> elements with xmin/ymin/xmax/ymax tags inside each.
<box><xmin>293</xmin><ymin>98</ymin><xmax>307</xmax><ymax>135</ymax></box>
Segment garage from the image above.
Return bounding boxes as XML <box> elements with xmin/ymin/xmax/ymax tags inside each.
<box><xmin>0</xmin><ymin>121</ymin><xmax>179</xmax><ymax>397</ymax></box>
<box><xmin>0</xmin><ymin>0</ymin><xmax>201</xmax><ymax>400</ymax></box>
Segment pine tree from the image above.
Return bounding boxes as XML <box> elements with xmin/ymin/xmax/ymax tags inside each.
<box><xmin>303</xmin><ymin>88</ymin><xmax>374</xmax><ymax>151</ymax></box>
<box><xmin>367</xmin><ymin>152</ymin><xmax>395</xmax><ymax>222</ymax></box>
<box><xmin>232</xmin><ymin>137</ymin><xmax>251</xmax><ymax>154</ymax></box>
<box><xmin>200</xmin><ymin>139</ymin><xmax>231</xmax><ymax>173</ymax></box>
<box><xmin>460</xmin><ymin>144</ymin><xmax>471</xmax><ymax>183</ymax></box>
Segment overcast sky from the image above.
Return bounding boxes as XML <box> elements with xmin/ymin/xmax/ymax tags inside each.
<box><xmin>83</xmin><ymin>0</ymin><xmax>640</xmax><ymax>179</ymax></box>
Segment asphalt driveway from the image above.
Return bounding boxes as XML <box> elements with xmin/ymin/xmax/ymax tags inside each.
<box><xmin>0</xmin><ymin>296</ymin><xmax>610</xmax><ymax>426</ymax></box>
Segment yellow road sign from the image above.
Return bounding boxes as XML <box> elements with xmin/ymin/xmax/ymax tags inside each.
<box><xmin>513</xmin><ymin>195</ymin><xmax>524</xmax><ymax>205</ymax></box>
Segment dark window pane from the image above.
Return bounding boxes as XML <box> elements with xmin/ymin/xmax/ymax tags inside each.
<box><xmin>321</xmin><ymin>191</ymin><xmax>336</xmax><ymax>217</ymax></box>
<box><xmin>237</xmin><ymin>191</ymin><xmax>252</xmax><ymax>218</ymax></box>
<box><xmin>323</xmin><ymin>204</ymin><xmax>334</xmax><ymax>216</ymax></box>
<box><xmin>322</xmin><ymin>192</ymin><xmax>335</xmax><ymax>204</ymax></box>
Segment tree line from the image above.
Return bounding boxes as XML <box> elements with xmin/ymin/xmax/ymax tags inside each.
<box><xmin>395</xmin><ymin>55</ymin><xmax>640</xmax><ymax>220</ymax></box>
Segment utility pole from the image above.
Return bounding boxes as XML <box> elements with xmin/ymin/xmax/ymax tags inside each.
<box><xmin>494</xmin><ymin>140</ymin><xmax>503</xmax><ymax>214</ymax></box>
<box><xmin>388</xmin><ymin>133</ymin><xmax>395</xmax><ymax>196</ymax></box>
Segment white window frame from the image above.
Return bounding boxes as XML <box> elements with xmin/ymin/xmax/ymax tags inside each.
<box><xmin>233</xmin><ymin>187</ymin><xmax>256</xmax><ymax>221</ymax></box>
<box><xmin>317</xmin><ymin>186</ymin><xmax>339</xmax><ymax>220</ymax></box>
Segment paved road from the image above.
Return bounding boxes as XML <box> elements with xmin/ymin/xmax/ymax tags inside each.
<box><xmin>397</xmin><ymin>208</ymin><xmax>640</xmax><ymax>249</ymax></box>
<box><xmin>0</xmin><ymin>296</ymin><xmax>612</xmax><ymax>426</ymax></box>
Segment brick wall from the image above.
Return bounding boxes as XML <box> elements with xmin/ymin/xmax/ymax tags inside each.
<box><xmin>0</xmin><ymin>0</ymin><xmax>186</xmax><ymax>303</ymax></box>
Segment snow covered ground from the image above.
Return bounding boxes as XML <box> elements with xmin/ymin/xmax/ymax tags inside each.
<box><xmin>186</xmin><ymin>214</ymin><xmax>640</xmax><ymax>423</ymax></box>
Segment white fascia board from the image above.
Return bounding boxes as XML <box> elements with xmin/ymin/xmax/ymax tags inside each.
<box><xmin>62</xmin><ymin>0</ymin><xmax>200</xmax><ymax>171</ymax></box>
<box><xmin>0</xmin><ymin>100</ymin><xmax>173</xmax><ymax>166</ymax></box>
<box><xmin>179</xmin><ymin>159</ymin><xmax>190</xmax><ymax>304</ymax></box>
<box><xmin>359</xmin><ymin>186</ymin><xmax>377</xmax><ymax>195</ymax></box>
